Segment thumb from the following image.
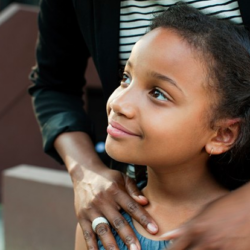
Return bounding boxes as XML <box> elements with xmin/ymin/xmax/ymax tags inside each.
<box><xmin>124</xmin><ymin>175</ymin><xmax>149</xmax><ymax>205</ymax></box>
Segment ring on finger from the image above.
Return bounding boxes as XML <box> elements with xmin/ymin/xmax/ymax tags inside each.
<box><xmin>92</xmin><ymin>217</ymin><xmax>109</xmax><ymax>233</ymax></box>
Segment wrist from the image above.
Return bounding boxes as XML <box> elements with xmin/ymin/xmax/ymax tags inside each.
<box><xmin>54</xmin><ymin>131</ymin><xmax>108</xmax><ymax>177</ymax></box>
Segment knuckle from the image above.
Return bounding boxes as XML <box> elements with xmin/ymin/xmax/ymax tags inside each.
<box><xmin>76</xmin><ymin>208</ymin><xmax>90</xmax><ymax>221</ymax></box>
<box><xmin>105</xmin><ymin>244</ymin><xmax>116</xmax><ymax>250</ymax></box>
<box><xmin>93</xmin><ymin>192</ymin><xmax>106</xmax><ymax>206</ymax></box>
<box><xmin>127</xmin><ymin>201</ymin><xmax>139</xmax><ymax>214</ymax></box>
<box><xmin>126</xmin><ymin>179</ymin><xmax>138</xmax><ymax>194</ymax></box>
<box><xmin>139</xmin><ymin>214</ymin><xmax>149</xmax><ymax>227</ymax></box>
<box><xmin>96</xmin><ymin>224</ymin><xmax>110</xmax><ymax>237</ymax></box>
<box><xmin>88</xmin><ymin>246</ymin><xmax>97</xmax><ymax>250</ymax></box>
<box><xmin>108</xmin><ymin>182</ymin><xmax>121</xmax><ymax>196</ymax></box>
<box><xmin>93</xmin><ymin>184</ymin><xmax>120</xmax><ymax>206</ymax></box>
<box><xmin>124</xmin><ymin>234</ymin><xmax>134</xmax><ymax>245</ymax></box>
<box><xmin>113</xmin><ymin>217</ymin><xmax>127</xmax><ymax>230</ymax></box>
<box><xmin>83</xmin><ymin>230</ymin><xmax>93</xmax><ymax>241</ymax></box>
<box><xmin>76</xmin><ymin>209</ymin><xmax>85</xmax><ymax>220</ymax></box>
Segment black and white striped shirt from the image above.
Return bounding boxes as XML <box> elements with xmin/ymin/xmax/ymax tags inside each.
<box><xmin>119</xmin><ymin>0</ymin><xmax>243</xmax><ymax>66</ymax></box>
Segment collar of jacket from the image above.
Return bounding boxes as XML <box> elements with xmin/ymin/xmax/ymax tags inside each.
<box><xmin>73</xmin><ymin>0</ymin><xmax>120</xmax><ymax>101</ymax></box>
<box><xmin>238</xmin><ymin>0</ymin><xmax>250</xmax><ymax>28</ymax></box>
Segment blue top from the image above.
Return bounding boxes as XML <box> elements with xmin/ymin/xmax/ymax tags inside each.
<box><xmin>97</xmin><ymin>211</ymin><xmax>170</xmax><ymax>250</ymax></box>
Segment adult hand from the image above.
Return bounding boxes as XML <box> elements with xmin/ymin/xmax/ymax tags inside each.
<box><xmin>54</xmin><ymin>132</ymin><xmax>158</xmax><ymax>250</ymax></box>
<box><xmin>74</xmin><ymin>167</ymin><xmax>158</xmax><ymax>250</ymax></box>
<box><xmin>161</xmin><ymin>182</ymin><xmax>250</xmax><ymax>250</ymax></box>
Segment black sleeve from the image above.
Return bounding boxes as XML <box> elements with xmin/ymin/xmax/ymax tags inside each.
<box><xmin>28</xmin><ymin>0</ymin><xmax>93</xmax><ymax>164</ymax></box>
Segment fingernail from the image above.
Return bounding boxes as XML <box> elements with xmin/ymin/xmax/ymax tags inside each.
<box><xmin>130</xmin><ymin>243</ymin><xmax>138</xmax><ymax>250</ymax></box>
<box><xmin>138</xmin><ymin>195</ymin><xmax>146</xmax><ymax>200</ymax></box>
<box><xmin>132</xmin><ymin>195</ymin><xmax>146</xmax><ymax>201</ymax></box>
<box><xmin>147</xmin><ymin>223</ymin><xmax>158</xmax><ymax>233</ymax></box>
<box><xmin>160</xmin><ymin>229</ymin><xmax>180</xmax><ymax>238</ymax></box>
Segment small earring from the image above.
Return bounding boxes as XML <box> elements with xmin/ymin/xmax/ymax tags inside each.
<box><xmin>209</xmin><ymin>148</ymin><xmax>214</xmax><ymax>157</ymax></box>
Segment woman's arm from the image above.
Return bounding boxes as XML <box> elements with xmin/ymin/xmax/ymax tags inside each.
<box><xmin>29</xmin><ymin>0</ymin><xmax>92</xmax><ymax>162</ymax></box>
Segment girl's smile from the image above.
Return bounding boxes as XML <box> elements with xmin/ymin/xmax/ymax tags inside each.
<box><xmin>107</xmin><ymin>121</ymin><xmax>141</xmax><ymax>138</ymax></box>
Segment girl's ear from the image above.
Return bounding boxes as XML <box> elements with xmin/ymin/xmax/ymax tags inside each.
<box><xmin>205</xmin><ymin>118</ymin><xmax>241</xmax><ymax>156</ymax></box>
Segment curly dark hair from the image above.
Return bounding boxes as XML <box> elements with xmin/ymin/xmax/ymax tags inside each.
<box><xmin>150</xmin><ymin>2</ymin><xmax>250</xmax><ymax>189</ymax></box>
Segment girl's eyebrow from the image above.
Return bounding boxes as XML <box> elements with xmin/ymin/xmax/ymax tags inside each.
<box><xmin>126</xmin><ymin>60</ymin><xmax>182</xmax><ymax>93</ymax></box>
<box><xmin>148</xmin><ymin>71</ymin><xmax>183</xmax><ymax>93</ymax></box>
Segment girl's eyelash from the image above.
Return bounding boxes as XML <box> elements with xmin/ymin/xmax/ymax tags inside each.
<box><xmin>120</xmin><ymin>72</ymin><xmax>131</xmax><ymax>85</ymax></box>
<box><xmin>122</xmin><ymin>72</ymin><xmax>129</xmax><ymax>78</ymax></box>
<box><xmin>119</xmin><ymin>73</ymin><xmax>171</xmax><ymax>101</ymax></box>
<box><xmin>149</xmin><ymin>88</ymin><xmax>171</xmax><ymax>101</ymax></box>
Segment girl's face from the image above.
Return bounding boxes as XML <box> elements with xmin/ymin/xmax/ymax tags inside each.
<box><xmin>106</xmin><ymin>28</ymin><xmax>217</xmax><ymax>170</ymax></box>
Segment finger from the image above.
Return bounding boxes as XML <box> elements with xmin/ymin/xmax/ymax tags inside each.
<box><xmin>124</xmin><ymin>176</ymin><xmax>148</xmax><ymax>205</ymax></box>
<box><xmin>103</xmin><ymin>208</ymin><xmax>141</xmax><ymax>250</ymax></box>
<box><xmin>166</xmin><ymin>235</ymin><xmax>192</xmax><ymax>250</ymax></box>
<box><xmin>78</xmin><ymin>219</ymin><xmax>98</xmax><ymax>250</ymax></box>
<box><xmin>87</xmin><ymin>212</ymin><xmax>121</xmax><ymax>250</ymax></box>
<box><xmin>160</xmin><ymin>228</ymin><xmax>183</xmax><ymax>240</ymax></box>
<box><xmin>132</xmin><ymin>195</ymin><xmax>149</xmax><ymax>206</ymax></box>
<box><xmin>95</xmin><ymin>222</ymin><xmax>120</xmax><ymax>250</ymax></box>
<box><xmin>79</xmin><ymin>209</ymin><xmax>120</xmax><ymax>250</ymax></box>
<box><xmin>115</xmin><ymin>190</ymin><xmax>158</xmax><ymax>234</ymax></box>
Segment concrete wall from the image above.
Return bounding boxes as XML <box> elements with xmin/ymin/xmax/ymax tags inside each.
<box><xmin>3</xmin><ymin>165</ymin><xmax>77</xmax><ymax>250</ymax></box>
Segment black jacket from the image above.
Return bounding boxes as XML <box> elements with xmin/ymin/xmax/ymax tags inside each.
<box><xmin>29</xmin><ymin>0</ymin><xmax>250</xmax><ymax>163</ymax></box>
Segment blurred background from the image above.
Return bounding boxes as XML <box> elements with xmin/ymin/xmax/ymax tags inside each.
<box><xmin>0</xmin><ymin>0</ymin><xmax>107</xmax><ymax>249</ymax></box>
<box><xmin>0</xmin><ymin>0</ymin><xmax>39</xmax><ymax>10</ymax></box>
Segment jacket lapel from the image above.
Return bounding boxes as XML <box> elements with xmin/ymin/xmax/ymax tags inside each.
<box><xmin>93</xmin><ymin>0</ymin><xmax>121</xmax><ymax>100</ymax></box>
<box><xmin>74</xmin><ymin>0</ymin><xmax>120</xmax><ymax>100</ymax></box>
<box><xmin>238</xmin><ymin>0</ymin><xmax>250</xmax><ymax>28</ymax></box>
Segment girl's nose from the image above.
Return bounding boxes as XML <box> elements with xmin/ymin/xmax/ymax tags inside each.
<box><xmin>109</xmin><ymin>89</ymin><xmax>136</xmax><ymax>119</ymax></box>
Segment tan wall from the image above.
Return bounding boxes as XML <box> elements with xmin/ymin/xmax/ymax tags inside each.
<box><xmin>3</xmin><ymin>165</ymin><xmax>77</xmax><ymax>250</ymax></box>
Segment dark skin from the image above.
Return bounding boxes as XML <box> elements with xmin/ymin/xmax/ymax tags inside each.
<box><xmin>54</xmin><ymin>131</ymin><xmax>158</xmax><ymax>250</ymax></box>
<box><xmin>162</xmin><ymin>181</ymin><xmax>250</xmax><ymax>250</ymax></box>
<box><xmin>55</xmin><ymin>131</ymin><xmax>250</xmax><ymax>250</ymax></box>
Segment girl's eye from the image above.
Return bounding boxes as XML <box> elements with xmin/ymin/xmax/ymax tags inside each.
<box><xmin>149</xmin><ymin>88</ymin><xmax>169</xmax><ymax>101</ymax></box>
<box><xmin>121</xmin><ymin>73</ymin><xmax>131</xmax><ymax>85</ymax></box>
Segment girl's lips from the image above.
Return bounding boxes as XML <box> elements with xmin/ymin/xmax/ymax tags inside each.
<box><xmin>107</xmin><ymin>121</ymin><xmax>139</xmax><ymax>137</ymax></box>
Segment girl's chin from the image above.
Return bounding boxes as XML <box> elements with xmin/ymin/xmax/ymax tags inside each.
<box><xmin>105</xmin><ymin>147</ymin><xmax>120</xmax><ymax>161</ymax></box>
<box><xmin>106</xmin><ymin>151</ymin><xmax>127</xmax><ymax>163</ymax></box>
<box><xmin>106</xmin><ymin>148</ymin><xmax>132</xmax><ymax>164</ymax></box>
<box><xmin>105</xmin><ymin>142</ymin><xmax>143</xmax><ymax>165</ymax></box>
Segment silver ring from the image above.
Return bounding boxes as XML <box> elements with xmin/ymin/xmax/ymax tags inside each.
<box><xmin>92</xmin><ymin>217</ymin><xmax>109</xmax><ymax>233</ymax></box>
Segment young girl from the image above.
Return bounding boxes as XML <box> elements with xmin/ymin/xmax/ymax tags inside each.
<box><xmin>76</xmin><ymin>3</ymin><xmax>250</xmax><ymax>250</ymax></box>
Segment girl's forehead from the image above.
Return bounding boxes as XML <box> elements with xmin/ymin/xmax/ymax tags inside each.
<box><xmin>128</xmin><ymin>27</ymin><xmax>214</xmax><ymax>102</ymax></box>
<box><xmin>130</xmin><ymin>28</ymin><xmax>203</xmax><ymax>72</ymax></box>
<box><xmin>131</xmin><ymin>27</ymin><xmax>209</xmax><ymax>80</ymax></box>
<box><xmin>132</xmin><ymin>28</ymin><xmax>194</xmax><ymax>61</ymax></box>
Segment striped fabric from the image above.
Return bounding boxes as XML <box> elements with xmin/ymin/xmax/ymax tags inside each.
<box><xmin>119</xmin><ymin>0</ymin><xmax>243</xmax><ymax>66</ymax></box>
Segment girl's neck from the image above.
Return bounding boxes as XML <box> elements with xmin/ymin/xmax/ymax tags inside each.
<box><xmin>144</xmin><ymin>162</ymin><xmax>227</xmax><ymax>206</ymax></box>
<box><xmin>133</xmin><ymin>161</ymin><xmax>228</xmax><ymax>239</ymax></box>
